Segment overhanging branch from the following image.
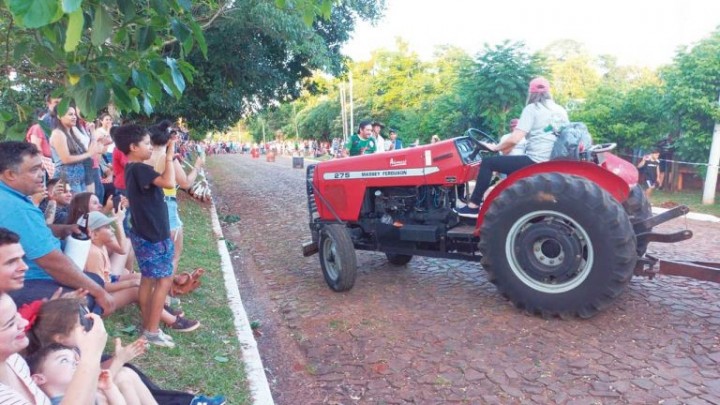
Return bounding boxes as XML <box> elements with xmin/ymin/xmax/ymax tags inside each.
<box><xmin>161</xmin><ymin>2</ymin><xmax>235</xmax><ymax>49</ymax></box>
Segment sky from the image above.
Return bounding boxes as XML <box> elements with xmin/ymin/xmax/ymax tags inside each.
<box><xmin>342</xmin><ymin>0</ymin><xmax>720</xmax><ymax>68</ymax></box>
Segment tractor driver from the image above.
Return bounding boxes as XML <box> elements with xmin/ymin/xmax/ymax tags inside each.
<box><xmin>345</xmin><ymin>120</ymin><xmax>377</xmax><ymax>157</ymax></box>
<box><xmin>454</xmin><ymin>77</ymin><xmax>569</xmax><ymax>218</ymax></box>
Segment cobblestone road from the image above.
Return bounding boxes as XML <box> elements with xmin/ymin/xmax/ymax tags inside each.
<box><xmin>208</xmin><ymin>154</ymin><xmax>720</xmax><ymax>405</ymax></box>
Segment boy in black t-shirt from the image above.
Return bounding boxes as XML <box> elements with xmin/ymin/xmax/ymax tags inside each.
<box><xmin>112</xmin><ymin>124</ymin><xmax>177</xmax><ymax>348</ymax></box>
<box><xmin>637</xmin><ymin>149</ymin><xmax>660</xmax><ymax>197</ymax></box>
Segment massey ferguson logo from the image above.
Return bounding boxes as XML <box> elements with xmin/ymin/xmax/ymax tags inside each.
<box><xmin>390</xmin><ymin>158</ymin><xmax>407</xmax><ymax>167</ymax></box>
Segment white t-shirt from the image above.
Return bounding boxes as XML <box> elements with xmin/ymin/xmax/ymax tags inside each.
<box><xmin>499</xmin><ymin>133</ymin><xmax>527</xmax><ymax>156</ymax></box>
<box><xmin>374</xmin><ymin>135</ymin><xmax>385</xmax><ymax>153</ymax></box>
<box><xmin>515</xmin><ymin>100</ymin><xmax>569</xmax><ymax>163</ymax></box>
<box><xmin>0</xmin><ymin>354</ymin><xmax>52</xmax><ymax>405</ymax></box>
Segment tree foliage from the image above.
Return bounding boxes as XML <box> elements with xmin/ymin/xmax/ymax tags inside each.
<box><xmin>662</xmin><ymin>28</ymin><xmax>720</xmax><ymax>163</ymax></box>
<box><xmin>0</xmin><ymin>0</ymin><xmax>360</xmax><ymax>140</ymax></box>
<box><xmin>150</xmin><ymin>0</ymin><xmax>385</xmax><ymax>137</ymax></box>
<box><xmin>457</xmin><ymin>41</ymin><xmax>545</xmax><ymax>134</ymax></box>
<box><xmin>248</xmin><ymin>27</ymin><xmax>720</xmax><ymax>172</ymax></box>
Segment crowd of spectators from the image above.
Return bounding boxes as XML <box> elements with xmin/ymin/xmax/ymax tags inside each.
<box><xmin>0</xmin><ymin>93</ymin><xmax>225</xmax><ymax>404</ymax></box>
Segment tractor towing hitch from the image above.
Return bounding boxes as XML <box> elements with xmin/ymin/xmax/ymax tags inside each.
<box><xmin>636</xmin><ymin>256</ymin><xmax>720</xmax><ymax>284</ymax></box>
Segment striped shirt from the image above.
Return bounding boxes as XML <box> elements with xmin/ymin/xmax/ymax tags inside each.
<box><xmin>0</xmin><ymin>354</ymin><xmax>51</xmax><ymax>405</ymax></box>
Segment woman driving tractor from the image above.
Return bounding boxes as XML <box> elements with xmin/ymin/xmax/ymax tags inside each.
<box><xmin>455</xmin><ymin>77</ymin><xmax>569</xmax><ymax>218</ymax></box>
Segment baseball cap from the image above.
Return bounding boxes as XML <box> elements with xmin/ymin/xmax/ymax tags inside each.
<box><xmin>372</xmin><ymin>121</ymin><xmax>385</xmax><ymax>128</ymax></box>
<box><xmin>83</xmin><ymin>211</ymin><xmax>115</xmax><ymax>231</ymax></box>
<box><xmin>528</xmin><ymin>77</ymin><xmax>550</xmax><ymax>94</ymax></box>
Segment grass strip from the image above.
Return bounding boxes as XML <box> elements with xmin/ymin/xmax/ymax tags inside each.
<box><xmin>104</xmin><ymin>195</ymin><xmax>250</xmax><ymax>404</ymax></box>
<box><xmin>649</xmin><ymin>189</ymin><xmax>720</xmax><ymax>217</ymax></box>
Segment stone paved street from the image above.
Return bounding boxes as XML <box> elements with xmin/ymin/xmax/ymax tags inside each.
<box><xmin>208</xmin><ymin>154</ymin><xmax>720</xmax><ymax>405</ymax></box>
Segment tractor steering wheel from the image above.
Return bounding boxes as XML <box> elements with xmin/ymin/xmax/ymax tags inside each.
<box><xmin>464</xmin><ymin>128</ymin><xmax>498</xmax><ymax>159</ymax></box>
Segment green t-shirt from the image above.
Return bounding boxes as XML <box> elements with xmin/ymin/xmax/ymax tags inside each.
<box><xmin>345</xmin><ymin>133</ymin><xmax>376</xmax><ymax>156</ymax></box>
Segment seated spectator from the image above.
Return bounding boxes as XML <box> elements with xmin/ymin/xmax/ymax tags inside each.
<box><xmin>0</xmin><ymin>227</ymin><xmax>27</xmax><ymax>292</ymax></box>
<box><xmin>0</xmin><ymin>141</ymin><xmax>115</xmax><ymax>314</ymax></box>
<box><xmin>27</xmin><ymin>344</ymin><xmax>125</xmax><ymax>405</ymax></box>
<box><xmin>67</xmin><ymin>191</ymin><xmax>134</xmax><ymax>274</ymax></box>
<box><xmin>0</xmin><ymin>292</ymin><xmax>108</xmax><ymax>405</ymax></box>
<box><xmin>37</xmin><ymin>179</ymin><xmax>72</xmax><ymax>225</ymax></box>
<box><xmin>28</xmin><ymin>298</ymin><xmax>224</xmax><ymax>405</ymax></box>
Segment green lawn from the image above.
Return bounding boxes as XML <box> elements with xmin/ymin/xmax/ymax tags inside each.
<box><xmin>649</xmin><ymin>189</ymin><xmax>720</xmax><ymax>217</ymax></box>
<box><xmin>104</xmin><ymin>195</ymin><xmax>250</xmax><ymax>404</ymax></box>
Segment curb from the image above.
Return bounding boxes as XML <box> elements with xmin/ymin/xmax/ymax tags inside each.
<box><xmin>651</xmin><ymin>206</ymin><xmax>719</xmax><ymax>223</ymax></box>
<box><xmin>210</xmin><ymin>201</ymin><xmax>275</xmax><ymax>405</ymax></box>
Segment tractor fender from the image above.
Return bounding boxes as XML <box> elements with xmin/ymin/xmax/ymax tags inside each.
<box><xmin>474</xmin><ymin>160</ymin><xmax>632</xmax><ymax>233</ymax></box>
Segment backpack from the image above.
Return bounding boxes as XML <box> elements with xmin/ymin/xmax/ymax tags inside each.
<box><xmin>550</xmin><ymin>122</ymin><xmax>593</xmax><ymax>160</ymax></box>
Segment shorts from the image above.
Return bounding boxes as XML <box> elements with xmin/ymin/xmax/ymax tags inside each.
<box><xmin>56</xmin><ymin>163</ymin><xmax>86</xmax><ymax>193</ymax></box>
<box><xmin>128</xmin><ymin>230</ymin><xmax>174</xmax><ymax>279</ymax></box>
<box><xmin>644</xmin><ymin>179</ymin><xmax>658</xmax><ymax>189</ymax></box>
<box><xmin>165</xmin><ymin>197</ymin><xmax>183</xmax><ymax>231</ymax></box>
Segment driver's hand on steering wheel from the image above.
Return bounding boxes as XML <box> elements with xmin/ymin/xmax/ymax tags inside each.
<box><xmin>480</xmin><ymin>141</ymin><xmax>498</xmax><ymax>152</ymax></box>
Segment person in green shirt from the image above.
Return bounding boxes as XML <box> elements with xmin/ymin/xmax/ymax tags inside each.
<box><xmin>344</xmin><ymin>120</ymin><xmax>376</xmax><ymax>157</ymax></box>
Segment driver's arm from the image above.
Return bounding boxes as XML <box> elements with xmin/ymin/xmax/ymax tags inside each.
<box><xmin>494</xmin><ymin>129</ymin><xmax>527</xmax><ymax>153</ymax></box>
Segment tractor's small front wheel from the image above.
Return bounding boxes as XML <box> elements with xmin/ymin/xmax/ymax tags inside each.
<box><xmin>479</xmin><ymin>173</ymin><xmax>637</xmax><ymax>318</ymax></box>
<box><xmin>385</xmin><ymin>253</ymin><xmax>413</xmax><ymax>266</ymax></box>
<box><xmin>319</xmin><ymin>224</ymin><xmax>357</xmax><ymax>291</ymax></box>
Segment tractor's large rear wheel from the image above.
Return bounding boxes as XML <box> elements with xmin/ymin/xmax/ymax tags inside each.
<box><xmin>319</xmin><ymin>224</ymin><xmax>357</xmax><ymax>292</ymax></box>
<box><xmin>479</xmin><ymin>173</ymin><xmax>637</xmax><ymax>318</ymax></box>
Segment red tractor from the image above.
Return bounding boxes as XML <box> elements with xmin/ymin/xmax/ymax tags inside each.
<box><xmin>302</xmin><ymin>130</ymin><xmax>693</xmax><ymax>318</ymax></box>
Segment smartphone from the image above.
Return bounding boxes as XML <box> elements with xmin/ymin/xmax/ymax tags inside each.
<box><xmin>112</xmin><ymin>194</ymin><xmax>121</xmax><ymax>212</ymax></box>
<box><xmin>78</xmin><ymin>305</ymin><xmax>94</xmax><ymax>332</ymax></box>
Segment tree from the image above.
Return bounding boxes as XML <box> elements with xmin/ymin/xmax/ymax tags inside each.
<box><xmin>662</xmin><ymin>28</ymin><xmax>720</xmax><ymax>164</ymax></box>
<box><xmin>456</xmin><ymin>41</ymin><xmax>546</xmax><ymax>134</ymax></box>
<box><xmin>0</xmin><ymin>0</ymin><xmax>345</xmax><ymax>139</ymax></box>
<box><xmin>151</xmin><ymin>0</ymin><xmax>385</xmax><ymax>137</ymax></box>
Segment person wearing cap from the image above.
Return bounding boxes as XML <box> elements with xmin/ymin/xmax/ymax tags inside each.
<box><xmin>455</xmin><ymin>77</ymin><xmax>568</xmax><ymax>218</ymax></box>
<box><xmin>372</xmin><ymin>121</ymin><xmax>386</xmax><ymax>154</ymax></box>
<box><xmin>387</xmin><ymin>129</ymin><xmax>403</xmax><ymax>151</ymax></box>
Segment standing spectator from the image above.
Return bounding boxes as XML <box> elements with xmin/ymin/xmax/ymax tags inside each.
<box><xmin>148</xmin><ymin>121</ymin><xmax>205</xmax><ymax>275</ymax></box>
<box><xmin>0</xmin><ymin>141</ymin><xmax>115</xmax><ymax>314</ymax></box>
<box><xmin>112</xmin><ymin>124</ymin><xmax>177</xmax><ymax>347</ymax></box>
<box><xmin>25</xmin><ymin>108</ymin><xmax>56</xmax><ymax>179</ymax></box>
<box><xmin>656</xmin><ymin>134</ymin><xmax>675</xmax><ymax>190</ymax></box>
<box><xmin>49</xmin><ymin>106</ymin><xmax>102</xmax><ymax>193</ymax></box>
<box><xmin>638</xmin><ymin>150</ymin><xmax>661</xmax><ymax>197</ymax></box>
<box><xmin>345</xmin><ymin>121</ymin><xmax>377</xmax><ymax>156</ymax></box>
<box><xmin>387</xmin><ymin>129</ymin><xmax>403</xmax><ymax>151</ymax></box>
<box><xmin>371</xmin><ymin>122</ymin><xmax>385</xmax><ymax>154</ymax></box>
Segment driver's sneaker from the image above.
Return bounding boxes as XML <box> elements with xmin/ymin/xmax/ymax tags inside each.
<box><xmin>454</xmin><ymin>205</ymin><xmax>479</xmax><ymax>218</ymax></box>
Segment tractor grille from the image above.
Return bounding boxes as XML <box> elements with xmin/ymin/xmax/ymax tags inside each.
<box><xmin>306</xmin><ymin>164</ymin><xmax>319</xmax><ymax>220</ymax></box>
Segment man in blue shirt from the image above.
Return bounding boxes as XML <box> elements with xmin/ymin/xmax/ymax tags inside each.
<box><xmin>0</xmin><ymin>141</ymin><xmax>115</xmax><ymax>313</ymax></box>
